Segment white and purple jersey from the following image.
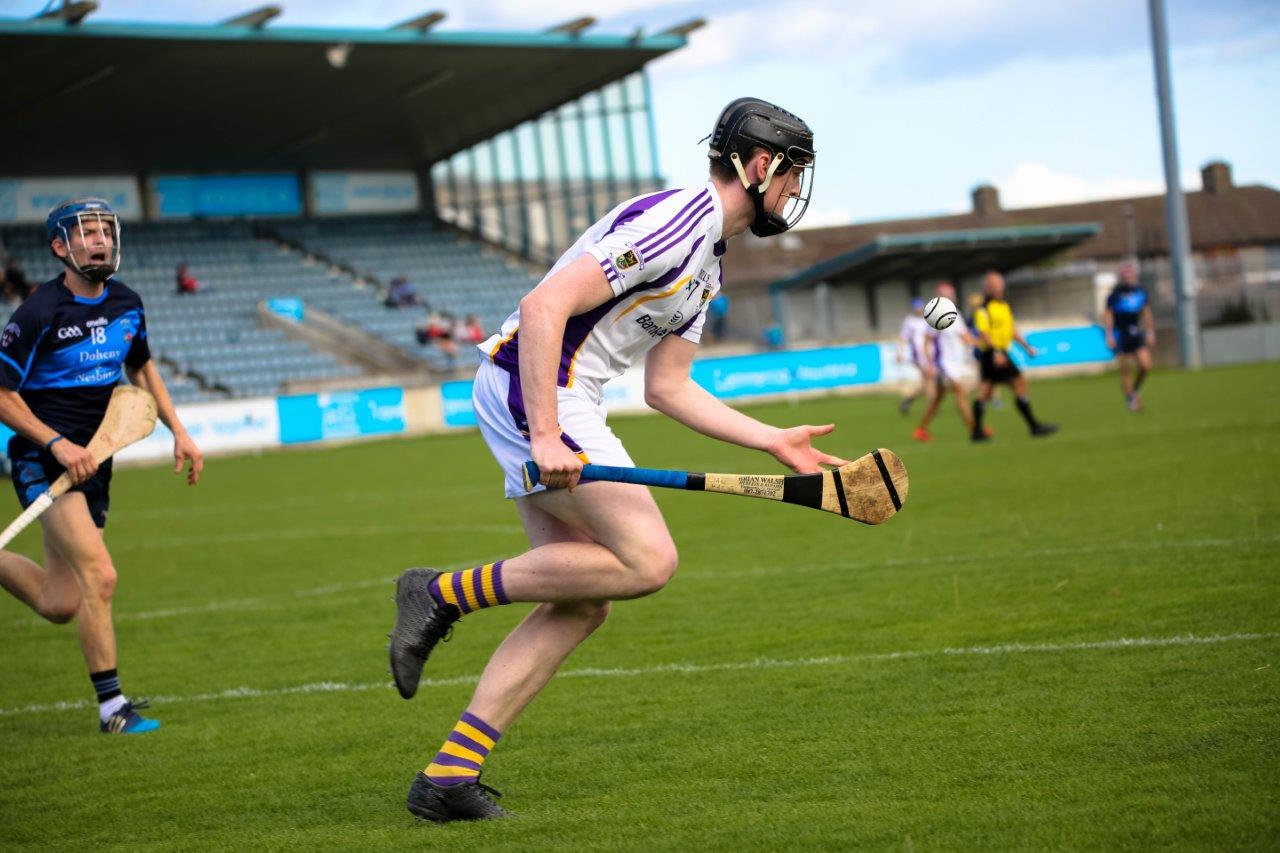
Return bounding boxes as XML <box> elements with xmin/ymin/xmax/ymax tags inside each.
<box><xmin>900</xmin><ymin>315</ymin><xmax>930</xmax><ymax>368</ymax></box>
<box><xmin>480</xmin><ymin>183</ymin><xmax>725</xmax><ymax>405</ymax></box>
<box><xmin>929</xmin><ymin>319</ymin><xmax>973</xmax><ymax>381</ymax></box>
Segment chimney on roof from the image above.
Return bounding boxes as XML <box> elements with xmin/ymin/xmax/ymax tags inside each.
<box><xmin>972</xmin><ymin>184</ymin><xmax>1001</xmax><ymax>216</ymax></box>
<box><xmin>1201</xmin><ymin>160</ymin><xmax>1233</xmax><ymax>195</ymax></box>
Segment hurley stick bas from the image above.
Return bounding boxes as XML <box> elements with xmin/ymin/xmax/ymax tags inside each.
<box><xmin>523</xmin><ymin>447</ymin><xmax>908</xmax><ymax>525</ymax></box>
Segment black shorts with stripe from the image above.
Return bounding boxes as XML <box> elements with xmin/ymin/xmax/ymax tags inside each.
<box><xmin>8</xmin><ymin>436</ymin><xmax>113</xmax><ymax>528</ymax></box>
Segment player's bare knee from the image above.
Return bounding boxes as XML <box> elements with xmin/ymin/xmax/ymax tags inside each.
<box><xmin>630</xmin><ymin>543</ymin><xmax>679</xmax><ymax>596</ymax></box>
<box><xmin>81</xmin><ymin>561</ymin><xmax>118</xmax><ymax>602</ymax></box>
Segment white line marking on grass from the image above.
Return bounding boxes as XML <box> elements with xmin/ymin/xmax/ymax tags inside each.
<box><xmin>13</xmin><ymin>534</ymin><xmax>1270</xmax><ymax>628</ymax></box>
<box><xmin>692</xmin><ymin>533</ymin><xmax>1280</xmax><ymax>580</ymax></box>
<box><xmin>1</xmin><ymin>631</ymin><xmax>1273</xmax><ymax>718</ymax></box>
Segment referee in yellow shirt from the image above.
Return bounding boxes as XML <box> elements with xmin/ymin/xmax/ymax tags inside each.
<box><xmin>971</xmin><ymin>270</ymin><xmax>1058</xmax><ymax>442</ymax></box>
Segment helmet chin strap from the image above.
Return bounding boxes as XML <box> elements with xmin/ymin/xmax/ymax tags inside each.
<box><xmin>730</xmin><ymin>151</ymin><xmax>791</xmax><ymax>238</ymax></box>
<box><xmin>68</xmin><ymin>260</ymin><xmax>114</xmax><ymax>284</ymax></box>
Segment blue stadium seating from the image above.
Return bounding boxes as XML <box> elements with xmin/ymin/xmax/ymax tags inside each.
<box><xmin>0</xmin><ymin>221</ymin><xmax>362</xmax><ymax>400</ymax></box>
<box><xmin>271</xmin><ymin>215</ymin><xmax>539</xmax><ymax>367</ymax></box>
<box><xmin>1</xmin><ymin>214</ymin><xmax>541</xmax><ymax>394</ymax></box>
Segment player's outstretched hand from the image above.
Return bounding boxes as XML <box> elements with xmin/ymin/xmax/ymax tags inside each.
<box><xmin>768</xmin><ymin>424</ymin><xmax>851</xmax><ymax>475</ymax></box>
<box><xmin>173</xmin><ymin>430</ymin><xmax>204</xmax><ymax>486</ymax></box>
<box><xmin>51</xmin><ymin>439</ymin><xmax>98</xmax><ymax>485</ymax></box>
<box><xmin>532</xmin><ymin>435</ymin><xmax>584</xmax><ymax>491</ymax></box>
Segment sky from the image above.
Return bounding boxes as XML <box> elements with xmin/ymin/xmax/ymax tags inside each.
<box><xmin>6</xmin><ymin>0</ymin><xmax>1278</xmax><ymax>227</ymax></box>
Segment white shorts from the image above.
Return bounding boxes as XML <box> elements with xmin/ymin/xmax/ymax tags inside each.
<box><xmin>472</xmin><ymin>359</ymin><xmax>634</xmax><ymax>498</ymax></box>
<box><xmin>938</xmin><ymin>358</ymin><xmax>973</xmax><ymax>385</ymax></box>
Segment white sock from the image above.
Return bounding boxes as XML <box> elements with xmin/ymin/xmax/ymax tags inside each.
<box><xmin>99</xmin><ymin>694</ymin><xmax>128</xmax><ymax>723</ymax></box>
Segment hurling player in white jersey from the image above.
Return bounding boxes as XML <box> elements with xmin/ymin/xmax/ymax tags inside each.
<box><xmin>914</xmin><ymin>281</ymin><xmax>982</xmax><ymax>441</ymax></box>
<box><xmin>897</xmin><ymin>298</ymin><xmax>935</xmax><ymax>416</ymax></box>
<box><xmin>389</xmin><ymin>99</ymin><xmax>850</xmax><ymax>823</ymax></box>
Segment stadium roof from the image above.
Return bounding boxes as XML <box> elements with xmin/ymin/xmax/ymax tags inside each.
<box><xmin>0</xmin><ymin>15</ymin><xmax>690</xmax><ymax>174</ymax></box>
<box><xmin>769</xmin><ymin>224</ymin><xmax>1102</xmax><ymax>293</ymax></box>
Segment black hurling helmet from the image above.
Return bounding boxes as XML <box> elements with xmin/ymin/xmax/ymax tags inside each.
<box><xmin>707</xmin><ymin>98</ymin><xmax>815</xmax><ymax>237</ymax></box>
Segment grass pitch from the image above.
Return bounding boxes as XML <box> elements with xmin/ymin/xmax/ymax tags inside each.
<box><xmin>0</xmin><ymin>364</ymin><xmax>1277</xmax><ymax>849</ymax></box>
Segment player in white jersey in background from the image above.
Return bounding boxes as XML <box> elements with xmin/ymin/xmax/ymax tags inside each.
<box><xmin>913</xmin><ymin>281</ymin><xmax>982</xmax><ymax>441</ymax></box>
<box><xmin>897</xmin><ymin>298</ymin><xmax>934</xmax><ymax>418</ymax></box>
<box><xmin>388</xmin><ymin>98</ymin><xmax>849</xmax><ymax>823</ymax></box>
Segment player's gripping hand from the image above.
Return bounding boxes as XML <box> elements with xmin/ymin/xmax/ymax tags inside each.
<box><xmin>531</xmin><ymin>434</ymin><xmax>584</xmax><ymax>491</ymax></box>
<box><xmin>51</xmin><ymin>439</ymin><xmax>98</xmax><ymax>485</ymax></box>
<box><xmin>173</xmin><ymin>430</ymin><xmax>204</xmax><ymax>486</ymax></box>
<box><xmin>767</xmin><ymin>424</ymin><xmax>851</xmax><ymax>475</ymax></box>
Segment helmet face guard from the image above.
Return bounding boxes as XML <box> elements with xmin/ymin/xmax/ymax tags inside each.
<box><xmin>46</xmin><ymin>199</ymin><xmax>121</xmax><ymax>284</ymax></box>
<box><xmin>731</xmin><ymin>145</ymin><xmax>815</xmax><ymax>238</ymax></box>
<box><xmin>708</xmin><ymin>98</ymin><xmax>816</xmax><ymax>237</ymax></box>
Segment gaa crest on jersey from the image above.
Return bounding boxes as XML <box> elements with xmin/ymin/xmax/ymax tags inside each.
<box><xmin>615</xmin><ymin>249</ymin><xmax>640</xmax><ymax>270</ymax></box>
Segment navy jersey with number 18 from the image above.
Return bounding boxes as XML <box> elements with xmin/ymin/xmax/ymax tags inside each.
<box><xmin>0</xmin><ymin>275</ymin><xmax>151</xmax><ymax>444</ymax></box>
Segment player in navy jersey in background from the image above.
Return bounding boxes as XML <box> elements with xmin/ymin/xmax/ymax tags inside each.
<box><xmin>0</xmin><ymin>198</ymin><xmax>203</xmax><ymax>734</ymax></box>
<box><xmin>1103</xmin><ymin>261</ymin><xmax>1156</xmax><ymax>412</ymax></box>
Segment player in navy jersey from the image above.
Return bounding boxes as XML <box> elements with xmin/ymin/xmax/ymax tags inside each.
<box><xmin>0</xmin><ymin>198</ymin><xmax>203</xmax><ymax>734</ymax></box>
<box><xmin>1102</xmin><ymin>261</ymin><xmax>1156</xmax><ymax>412</ymax></box>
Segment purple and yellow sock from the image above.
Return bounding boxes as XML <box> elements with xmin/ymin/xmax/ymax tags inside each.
<box><xmin>424</xmin><ymin>711</ymin><xmax>501</xmax><ymax>786</ymax></box>
<box><xmin>428</xmin><ymin>560</ymin><xmax>509</xmax><ymax>614</ymax></box>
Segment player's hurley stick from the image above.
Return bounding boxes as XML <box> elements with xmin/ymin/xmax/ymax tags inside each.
<box><xmin>523</xmin><ymin>448</ymin><xmax>908</xmax><ymax>525</ymax></box>
<box><xmin>0</xmin><ymin>386</ymin><xmax>158</xmax><ymax>549</ymax></box>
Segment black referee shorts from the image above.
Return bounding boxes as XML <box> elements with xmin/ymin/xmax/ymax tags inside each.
<box><xmin>979</xmin><ymin>349</ymin><xmax>1022</xmax><ymax>384</ymax></box>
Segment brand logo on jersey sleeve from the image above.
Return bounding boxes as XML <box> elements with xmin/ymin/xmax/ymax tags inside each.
<box><xmin>615</xmin><ymin>249</ymin><xmax>640</xmax><ymax>270</ymax></box>
<box><xmin>668</xmin><ymin>311</ymin><xmax>684</xmax><ymax>327</ymax></box>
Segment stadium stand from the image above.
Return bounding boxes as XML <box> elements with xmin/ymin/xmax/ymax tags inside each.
<box><xmin>0</xmin><ymin>220</ymin><xmax>366</xmax><ymax>401</ymax></box>
<box><xmin>0</xmin><ymin>14</ymin><xmax>684</xmax><ymax>393</ymax></box>
<box><xmin>269</xmin><ymin>216</ymin><xmax>539</xmax><ymax>366</ymax></box>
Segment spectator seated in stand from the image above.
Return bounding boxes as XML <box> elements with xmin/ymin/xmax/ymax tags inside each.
<box><xmin>175</xmin><ymin>263</ymin><xmax>202</xmax><ymax>295</ymax></box>
<box><xmin>384</xmin><ymin>276</ymin><xmax>421</xmax><ymax>309</ymax></box>
<box><xmin>3</xmin><ymin>255</ymin><xmax>32</xmax><ymax>303</ymax></box>
<box><xmin>462</xmin><ymin>313</ymin><xmax>486</xmax><ymax>345</ymax></box>
<box><xmin>415</xmin><ymin>311</ymin><xmax>459</xmax><ymax>365</ymax></box>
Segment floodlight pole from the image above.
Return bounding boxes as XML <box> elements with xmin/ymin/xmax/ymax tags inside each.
<box><xmin>1147</xmin><ymin>0</ymin><xmax>1202</xmax><ymax>368</ymax></box>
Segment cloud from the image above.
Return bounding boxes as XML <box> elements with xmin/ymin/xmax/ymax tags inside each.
<box><xmin>994</xmin><ymin>162</ymin><xmax>1202</xmax><ymax>208</ymax></box>
<box><xmin>650</xmin><ymin>0</ymin><xmax>1280</xmax><ymax>84</ymax></box>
